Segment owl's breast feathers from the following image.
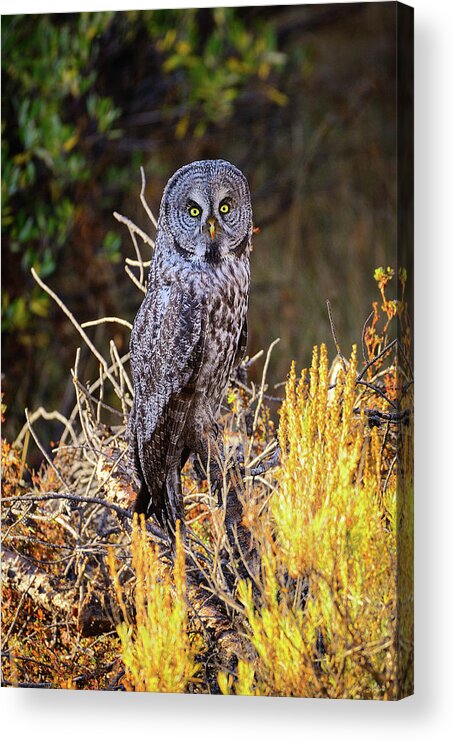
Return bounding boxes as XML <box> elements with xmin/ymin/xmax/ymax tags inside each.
<box><xmin>128</xmin><ymin>254</ymin><xmax>249</xmax><ymax>521</ymax></box>
<box><xmin>194</xmin><ymin>257</ymin><xmax>249</xmax><ymax>407</ymax></box>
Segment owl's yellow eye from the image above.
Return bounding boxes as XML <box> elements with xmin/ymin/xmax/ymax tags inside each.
<box><xmin>219</xmin><ymin>202</ymin><xmax>230</xmax><ymax>215</ymax></box>
<box><xmin>189</xmin><ymin>205</ymin><xmax>201</xmax><ymax>218</ymax></box>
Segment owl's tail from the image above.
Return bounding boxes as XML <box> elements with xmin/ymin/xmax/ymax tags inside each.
<box><xmin>133</xmin><ymin>444</ymin><xmax>190</xmax><ymax>534</ymax></box>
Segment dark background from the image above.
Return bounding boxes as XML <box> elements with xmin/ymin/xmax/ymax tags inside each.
<box><xmin>1</xmin><ymin>2</ymin><xmax>399</xmax><ymax>444</ymax></box>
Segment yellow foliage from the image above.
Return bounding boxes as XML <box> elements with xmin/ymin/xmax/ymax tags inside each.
<box><xmin>220</xmin><ymin>343</ymin><xmax>410</xmax><ymax>699</ymax></box>
<box><xmin>108</xmin><ymin>517</ymin><xmax>201</xmax><ymax>693</ymax></box>
<box><xmin>218</xmin><ymin>659</ymin><xmax>259</xmax><ymax>696</ymax></box>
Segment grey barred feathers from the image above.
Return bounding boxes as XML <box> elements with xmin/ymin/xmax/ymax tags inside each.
<box><xmin>126</xmin><ymin>159</ymin><xmax>253</xmax><ymax>528</ymax></box>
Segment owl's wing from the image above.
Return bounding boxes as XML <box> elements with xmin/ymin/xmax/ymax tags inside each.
<box><xmin>129</xmin><ymin>282</ymin><xmax>204</xmax><ymax>518</ymax></box>
<box><xmin>233</xmin><ymin>317</ymin><xmax>248</xmax><ymax>368</ymax></box>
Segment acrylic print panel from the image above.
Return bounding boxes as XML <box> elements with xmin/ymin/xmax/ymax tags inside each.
<box><xmin>1</xmin><ymin>2</ymin><xmax>413</xmax><ymax>699</ymax></box>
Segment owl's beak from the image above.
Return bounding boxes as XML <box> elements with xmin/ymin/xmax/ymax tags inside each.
<box><xmin>207</xmin><ymin>217</ymin><xmax>216</xmax><ymax>241</ymax></box>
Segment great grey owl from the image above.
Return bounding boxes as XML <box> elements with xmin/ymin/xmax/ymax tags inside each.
<box><xmin>126</xmin><ymin>159</ymin><xmax>253</xmax><ymax>528</ymax></box>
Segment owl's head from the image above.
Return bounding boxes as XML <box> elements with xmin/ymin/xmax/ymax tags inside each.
<box><xmin>159</xmin><ymin>159</ymin><xmax>253</xmax><ymax>262</ymax></box>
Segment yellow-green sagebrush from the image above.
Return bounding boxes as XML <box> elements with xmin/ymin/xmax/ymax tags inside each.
<box><xmin>219</xmin><ymin>344</ymin><xmax>411</xmax><ymax>699</ymax></box>
<box><xmin>108</xmin><ymin>520</ymin><xmax>202</xmax><ymax>693</ymax></box>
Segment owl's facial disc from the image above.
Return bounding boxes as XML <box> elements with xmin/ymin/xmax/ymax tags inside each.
<box><xmin>162</xmin><ymin>160</ymin><xmax>253</xmax><ymax>262</ymax></box>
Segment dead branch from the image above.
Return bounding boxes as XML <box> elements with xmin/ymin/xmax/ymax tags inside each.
<box><xmin>2</xmin><ymin>491</ymin><xmax>165</xmax><ymax>543</ymax></box>
<box><xmin>113</xmin><ymin>211</ymin><xmax>154</xmax><ymax>250</ymax></box>
<box><xmin>15</xmin><ymin>407</ymin><xmax>79</xmax><ymax>448</ymax></box>
<box><xmin>1</xmin><ymin>548</ymin><xmax>117</xmax><ymax>638</ymax></box>
<box><xmin>326</xmin><ymin>299</ymin><xmax>347</xmax><ymax>372</ymax></box>
<box><xmin>32</xmin><ymin>268</ymin><xmax>123</xmax><ymax>399</ymax></box>
<box><xmin>140</xmin><ymin>165</ymin><xmax>158</xmax><ymax>229</ymax></box>
<box><xmin>2</xmin><ymin>547</ymin><xmax>76</xmax><ymax>621</ymax></box>
<box><xmin>81</xmin><ymin>317</ymin><xmax>133</xmax><ymax>330</ymax></box>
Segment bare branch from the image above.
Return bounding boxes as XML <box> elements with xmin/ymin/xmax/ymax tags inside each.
<box><xmin>125</xmin><ymin>264</ymin><xmax>147</xmax><ymax>293</ymax></box>
<box><xmin>81</xmin><ymin>317</ymin><xmax>132</xmax><ymax>330</ymax></box>
<box><xmin>361</xmin><ymin>309</ymin><xmax>375</xmax><ymax>363</ymax></box>
<box><xmin>32</xmin><ymin>268</ymin><xmax>123</xmax><ymax>399</ymax></box>
<box><xmin>15</xmin><ymin>407</ymin><xmax>78</xmax><ymax>448</ymax></box>
<box><xmin>24</xmin><ymin>408</ymin><xmax>71</xmax><ymax>491</ymax></box>
<box><xmin>125</xmin><ymin>257</ymin><xmax>151</xmax><ymax>268</ymax></box>
<box><xmin>113</xmin><ymin>211</ymin><xmax>154</xmax><ymax>249</ymax></box>
<box><xmin>2</xmin><ymin>491</ymin><xmax>165</xmax><ymax>543</ymax></box>
<box><xmin>357</xmin><ymin>338</ymin><xmax>397</xmax><ymax>382</ymax></box>
<box><xmin>249</xmin><ymin>338</ymin><xmax>280</xmax><ymax>458</ymax></box>
<box><xmin>140</xmin><ymin>165</ymin><xmax>158</xmax><ymax>229</ymax></box>
<box><xmin>326</xmin><ymin>299</ymin><xmax>347</xmax><ymax>372</ymax></box>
